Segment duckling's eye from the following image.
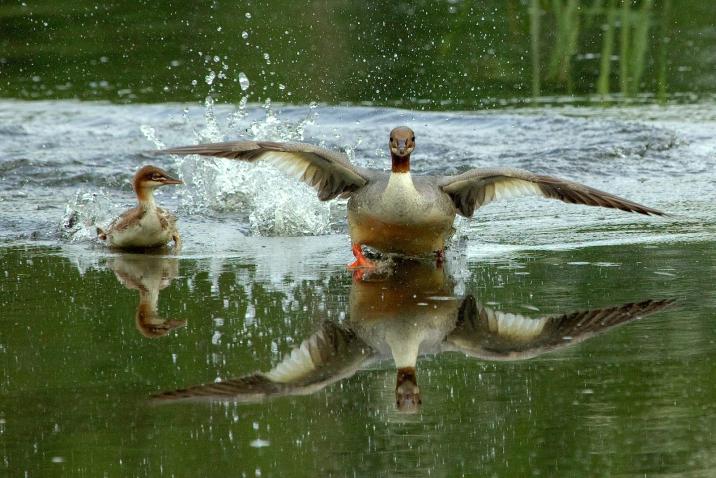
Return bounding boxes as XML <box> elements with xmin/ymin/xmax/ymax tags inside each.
<box><xmin>151</xmin><ymin>174</ymin><xmax>161</xmax><ymax>180</ymax></box>
<box><xmin>390</xmin><ymin>137</ymin><xmax>394</xmax><ymax>142</ymax></box>
<box><xmin>411</xmin><ymin>136</ymin><xmax>415</xmax><ymax>142</ymax></box>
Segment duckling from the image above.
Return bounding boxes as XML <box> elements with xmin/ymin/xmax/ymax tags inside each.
<box><xmin>156</xmin><ymin>127</ymin><xmax>664</xmax><ymax>268</ymax></box>
<box><xmin>151</xmin><ymin>261</ymin><xmax>674</xmax><ymax>410</ymax></box>
<box><xmin>98</xmin><ymin>165</ymin><xmax>183</xmax><ymax>250</ymax></box>
<box><xmin>108</xmin><ymin>254</ymin><xmax>186</xmax><ymax>338</ymax></box>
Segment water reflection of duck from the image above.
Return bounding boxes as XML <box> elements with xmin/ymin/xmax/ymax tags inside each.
<box><xmin>152</xmin><ymin>261</ymin><xmax>673</xmax><ymax>410</ymax></box>
<box><xmin>109</xmin><ymin>253</ymin><xmax>186</xmax><ymax>338</ymax></box>
<box><xmin>157</xmin><ymin>127</ymin><xmax>663</xmax><ymax>267</ymax></box>
<box><xmin>97</xmin><ymin>165</ymin><xmax>183</xmax><ymax>250</ymax></box>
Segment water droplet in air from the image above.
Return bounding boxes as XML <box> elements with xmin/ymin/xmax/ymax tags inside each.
<box><xmin>278</xmin><ymin>84</ymin><xmax>285</xmax><ymax>90</ymax></box>
<box><xmin>242</xmin><ymin>31</ymin><xmax>249</xmax><ymax>39</ymax></box>
<box><xmin>238</xmin><ymin>72</ymin><xmax>250</xmax><ymax>91</ymax></box>
<box><xmin>205</xmin><ymin>70</ymin><xmax>216</xmax><ymax>85</ymax></box>
<box><xmin>245</xmin><ymin>12</ymin><xmax>252</xmax><ymax>19</ymax></box>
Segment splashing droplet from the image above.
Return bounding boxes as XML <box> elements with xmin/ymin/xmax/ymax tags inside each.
<box><xmin>245</xmin><ymin>12</ymin><xmax>252</xmax><ymax>19</ymax></box>
<box><xmin>238</xmin><ymin>72</ymin><xmax>250</xmax><ymax>91</ymax></box>
<box><xmin>205</xmin><ymin>70</ymin><xmax>216</xmax><ymax>85</ymax></box>
<box><xmin>241</xmin><ymin>31</ymin><xmax>249</xmax><ymax>39</ymax></box>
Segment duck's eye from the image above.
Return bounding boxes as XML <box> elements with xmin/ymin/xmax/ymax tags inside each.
<box><xmin>411</xmin><ymin>137</ymin><xmax>415</xmax><ymax>142</ymax></box>
<box><xmin>151</xmin><ymin>174</ymin><xmax>161</xmax><ymax>180</ymax></box>
<box><xmin>390</xmin><ymin>137</ymin><xmax>394</xmax><ymax>142</ymax></box>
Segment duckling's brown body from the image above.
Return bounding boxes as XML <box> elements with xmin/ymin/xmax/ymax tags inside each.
<box><xmin>98</xmin><ymin>165</ymin><xmax>183</xmax><ymax>250</ymax></box>
<box><xmin>103</xmin><ymin>205</ymin><xmax>178</xmax><ymax>249</ymax></box>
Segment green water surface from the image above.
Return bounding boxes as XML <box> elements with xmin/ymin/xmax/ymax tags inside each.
<box><xmin>1</xmin><ymin>241</ymin><xmax>715</xmax><ymax>476</ymax></box>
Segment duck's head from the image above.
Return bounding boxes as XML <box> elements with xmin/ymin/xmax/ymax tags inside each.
<box><xmin>389</xmin><ymin>126</ymin><xmax>415</xmax><ymax>158</ymax></box>
<box><xmin>395</xmin><ymin>367</ymin><xmax>422</xmax><ymax>412</ymax></box>
<box><xmin>133</xmin><ymin>165</ymin><xmax>183</xmax><ymax>192</ymax></box>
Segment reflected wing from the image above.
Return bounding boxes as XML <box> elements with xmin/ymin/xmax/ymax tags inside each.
<box><xmin>156</xmin><ymin>141</ymin><xmax>370</xmax><ymax>200</ymax></box>
<box><xmin>152</xmin><ymin>321</ymin><xmax>375</xmax><ymax>403</ymax></box>
<box><xmin>442</xmin><ymin>296</ymin><xmax>675</xmax><ymax>360</ymax></box>
<box><xmin>438</xmin><ymin>168</ymin><xmax>664</xmax><ymax>217</ymax></box>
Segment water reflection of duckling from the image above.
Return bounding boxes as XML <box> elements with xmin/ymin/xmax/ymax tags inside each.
<box><xmin>97</xmin><ymin>165</ymin><xmax>183</xmax><ymax>250</ymax></box>
<box><xmin>109</xmin><ymin>254</ymin><xmax>186</xmax><ymax>338</ymax></box>
<box><xmin>151</xmin><ymin>262</ymin><xmax>673</xmax><ymax>409</ymax></box>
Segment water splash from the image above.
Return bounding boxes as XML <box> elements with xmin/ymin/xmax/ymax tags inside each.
<box><xmin>59</xmin><ymin>189</ymin><xmax>115</xmax><ymax>242</ymax></box>
<box><xmin>238</xmin><ymin>72</ymin><xmax>250</xmax><ymax>91</ymax></box>
<box><xmin>154</xmin><ymin>98</ymin><xmax>330</xmax><ymax>236</ymax></box>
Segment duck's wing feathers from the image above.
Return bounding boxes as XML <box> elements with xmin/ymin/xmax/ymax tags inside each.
<box><xmin>151</xmin><ymin>321</ymin><xmax>375</xmax><ymax>403</ymax></box>
<box><xmin>438</xmin><ymin>168</ymin><xmax>664</xmax><ymax>217</ymax></box>
<box><xmin>156</xmin><ymin>141</ymin><xmax>371</xmax><ymax>201</ymax></box>
<box><xmin>442</xmin><ymin>296</ymin><xmax>675</xmax><ymax>361</ymax></box>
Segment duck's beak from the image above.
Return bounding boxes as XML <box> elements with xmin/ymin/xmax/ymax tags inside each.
<box><xmin>397</xmin><ymin>138</ymin><xmax>408</xmax><ymax>156</ymax></box>
<box><xmin>396</xmin><ymin>389</ymin><xmax>422</xmax><ymax>412</ymax></box>
<box><xmin>395</xmin><ymin>367</ymin><xmax>422</xmax><ymax>412</ymax></box>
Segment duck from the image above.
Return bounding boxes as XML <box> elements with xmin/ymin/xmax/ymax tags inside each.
<box><xmin>97</xmin><ymin>165</ymin><xmax>183</xmax><ymax>250</ymax></box>
<box><xmin>108</xmin><ymin>253</ymin><xmax>186</xmax><ymax>338</ymax></box>
<box><xmin>151</xmin><ymin>261</ymin><xmax>674</xmax><ymax>411</ymax></box>
<box><xmin>156</xmin><ymin>126</ymin><xmax>664</xmax><ymax>268</ymax></box>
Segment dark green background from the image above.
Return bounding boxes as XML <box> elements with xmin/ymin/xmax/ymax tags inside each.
<box><xmin>1</xmin><ymin>0</ymin><xmax>714</xmax><ymax>108</ymax></box>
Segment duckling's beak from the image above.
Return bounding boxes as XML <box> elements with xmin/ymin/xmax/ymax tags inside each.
<box><xmin>161</xmin><ymin>175</ymin><xmax>183</xmax><ymax>185</ymax></box>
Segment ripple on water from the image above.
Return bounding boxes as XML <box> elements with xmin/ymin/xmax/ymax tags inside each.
<box><xmin>0</xmin><ymin>99</ymin><xmax>714</xmax><ymax>252</ymax></box>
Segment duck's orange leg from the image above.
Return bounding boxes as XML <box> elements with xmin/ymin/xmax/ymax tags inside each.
<box><xmin>347</xmin><ymin>243</ymin><xmax>375</xmax><ymax>270</ymax></box>
<box><xmin>435</xmin><ymin>249</ymin><xmax>445</xmax><ymax>267</ymax></box>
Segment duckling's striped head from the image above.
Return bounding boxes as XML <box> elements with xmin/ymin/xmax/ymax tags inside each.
<box><xmin>133</xmin><ymin>165</ymin><xmax>183</xmax><ymax>192</ymax></box>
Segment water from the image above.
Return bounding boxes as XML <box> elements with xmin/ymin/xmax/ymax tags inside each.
<box><xmin>1</xmin><ymin>98</ymin><xmax>716</xmax><ymax>476</ymax></box>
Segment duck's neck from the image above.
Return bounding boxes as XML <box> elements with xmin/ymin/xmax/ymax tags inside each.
<box><xmin>135</xmin><ymin>187</ymin><xmax>157</xmax><ymax>209</ymax></box>
<box><xmin>387</xmin><ymin>331</ymin><xmax>421</xmax><ymax>369</ymax></box>
<box><xmin>391</xmin><ymin>152</ymin><xmax>410</xmax><ymax>173</ymax></box>
<box><xmin>396</xmin><ymin>367</ymin><xmax>418</xmax><ymax>388</ymax></box>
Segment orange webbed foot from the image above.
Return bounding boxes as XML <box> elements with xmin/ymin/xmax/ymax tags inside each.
<box><xmin>347</xmin><ymin>243</ymin><xmax>376</xmax><ymax>270</ymax></box>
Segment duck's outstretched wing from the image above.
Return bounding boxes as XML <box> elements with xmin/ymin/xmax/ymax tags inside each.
<box><xmin>151</xmin><ymin>321</ymin><xmax>375</xmax><ymax>403</ymax></box>
<box><xmin>442</xmin><ymin>296</ymin><xmax>675</xmax><ymax>361</ymax></box>
<box><xmin>438</xmin><ymin>168</ymin><xmax>665</xmax><ymax>217</ymax></box>
<box><xmin>156</xmin><ymin>141</ymin><xmax>371</xmax><ymax>200</ymax></box>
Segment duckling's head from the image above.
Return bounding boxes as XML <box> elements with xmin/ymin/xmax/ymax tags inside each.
<box><xmin>389</xmin><ymin>126</ymin><xmax>415</xmax><ymax>158</ymax></box>
<box><xmin>133</xmin><ymin>165</ymin><xmax>183</xmax><ymax>192</ymax></box>
<box><xmin>136</xmin><ymin>305</ymin><xmax>187</xmax><ymax>338</ymax></box>
<box><xmin>395</xmin><ymin>367</ymin><xmax>422</xmax><ymax>412</ymax></box>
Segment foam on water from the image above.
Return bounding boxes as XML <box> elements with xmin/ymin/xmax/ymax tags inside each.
<box><xmin>142</xmin><ymin>97</ymin><xmax>334</xmax><ymax>236</ymax></box>
<box><xmin>1</xmin><ymin>98</ymin><xmax>715</xmax><ymax>263</ymax></box>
